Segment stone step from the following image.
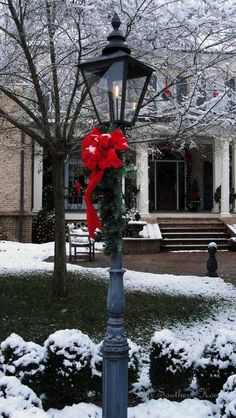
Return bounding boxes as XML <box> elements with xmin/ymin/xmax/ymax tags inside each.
<box><xmin>162</xmin><ymin>231</ymin><xmax>229</xmax><ymax>239</ymax></box>
<box><xmin>161</xmin><ymin>237</ymin><xmax>229</xmax><ymax>245</ymax></box>
<box><xmin>160</xmin><ymin>225</ymin><xmax>227</xmax><ymax>232</ymax></box>
<box><xmin>159</xmin><ymin>217</ymin><xmax>230</xmax><ymax>251</ymax></box>
<box><xmin>157</xmin><ymin>218</ymin><xmax>223</xmax><ymax>224</ymax></box>
<box><xmin>161</xmin><ymin>243</ymin><xmax>229</xmax><ymax>251</ymax></box>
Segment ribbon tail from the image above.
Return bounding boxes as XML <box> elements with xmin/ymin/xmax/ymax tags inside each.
<box><xmin>84</xmin><ymin>170</ymin><xmax>104</xmax><ymax>239</ymax></box>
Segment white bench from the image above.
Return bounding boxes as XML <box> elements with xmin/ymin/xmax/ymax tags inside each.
<box><xmin>67</xmin><ymin>224</ymin><xmax>95</xmax><ymax>262</ymax></box>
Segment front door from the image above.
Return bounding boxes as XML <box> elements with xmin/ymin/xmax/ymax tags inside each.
<box><xmin>149</xmin><ymin>160</ymin><xmax>185</xmax><ymax>211</ymax></box>
<box><xmin>157</xmin><ymin>162</ymin><xmax>177</xmax><ymax>210</ymax></box>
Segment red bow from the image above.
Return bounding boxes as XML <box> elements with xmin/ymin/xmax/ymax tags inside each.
<box><xmin>82</xmin><ymin>128</ymin><xmax>128</xmax><ymax>239</ymax></box>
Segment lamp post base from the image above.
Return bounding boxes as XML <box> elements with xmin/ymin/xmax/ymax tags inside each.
<box><xmin>102</xmin><ymin>253</ymin><xmax>129</xmax><ymax>418</ymax></box>
<box><xmin>102</xmin><ymin>338</ymin><xmax>129</xmax><ymax>418</ymax></box>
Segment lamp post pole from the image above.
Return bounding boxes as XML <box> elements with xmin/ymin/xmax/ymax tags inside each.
<box><xmin>102</xmin><ymin>176</ymin><xmax>129</xmax><ymax>418</ymax></box>
<box><xmin>79</xmin><ymin>13</ymin><xmax>154</xmax><ymax>418</ymax></box>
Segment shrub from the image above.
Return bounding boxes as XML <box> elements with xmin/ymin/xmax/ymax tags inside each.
<box><xmin>195</xmin><ymin>329</ymin><xmax>236</xmax><ymax>400</ymax></box>
<box><xmin>43</xmin><ymin>329</ymin><xmax>96</xmax><ymax>405</ymax></box>
<box><xmin>0</xmin><ymin>333</ymin><xmax>46</xmax><ymax>395</ymax></box>
<box><xmin>32</xmin><ymin>209</ymin><xmax>55</xmax><ymax>243</ymax></box>
<box><xmin>216</xmin><ymin>374</ymin><xmax>236</xmax><ymax>418</ymax></box>
<box><xmin>0</xmin><ymin>375</ymin><xmax>42</xmax><ymax>418</ymax></box>
<box><xmin>149</xmin><ymin>329</ymin><xmax>194</xmax><ymax>399</ymax></box>
<box><xmin>90</xmin><ymin>339</ymin><xmax>142</xmax><ymax>396</ymax></box>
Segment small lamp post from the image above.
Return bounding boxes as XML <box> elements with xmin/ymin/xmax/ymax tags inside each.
<box><xmin>79</xmin><ymin>13</ymin><xmax>153</xmax><ymax>418</ymax></box>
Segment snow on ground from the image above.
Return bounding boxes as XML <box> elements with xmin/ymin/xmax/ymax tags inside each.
<box><xmin>0</xmin><ymin>397</ymin><xmax>217</xmax><ymax>418</ymax></box>
<box><xmin>48</xmin><ymin>398</ymin><xmax>216</xmax><ymax>418</ymax></box>
<box><xmin>0</xmin><ymin>240</ymin><xmax>236</xmax><ymax>355</ymax></box>
<box><xmin>0</xmin><ymin>240</ymin><xmax>235</xmax><ymax>418</ymax></box>
<box><xmin>0</xmin><ymin>240</ymin><xmax>235</xmax><ymax>299</ymax></box>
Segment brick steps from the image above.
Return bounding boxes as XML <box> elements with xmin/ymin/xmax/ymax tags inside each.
<box><xmin>158</xmin><ymin>218</ymin><xmax>231</xmax><ymax>251</ymax></box>
<box><xmin>161</xmin><ymin>225</ymin><xmax>225</xmax><ymax>231</ymax></box>
<box><xmin>162</xmin><ymin>232</ymin><xmax>227</xmax><ymax>238</ymax></box>
<box><xmin>161</xmin><ymin>243</ymin><xmax>229</xmax><ymax>251</ymax></box>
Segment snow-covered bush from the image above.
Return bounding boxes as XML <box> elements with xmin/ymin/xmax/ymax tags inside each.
<box><xmin>91</xmin><ymin>339</ymin><xmax>142</xmax><ymax>396</ymax></box>
<box><xmin>149</xmin><ymin>329</ymin><xmax>194</xmax><ymax>399</ymax></box>
<box><xmin>0</xmin><ymin>333</ymin><xmax>46</xmax><ymax>395</ymax></box>
<box><xmin>128</xmin><ymin>339</ymin><xmax>143</xmax><ymax>390</ymax></box>
<box><xmin>0</xmin><ymin>375</ymin><xmax>42</xmax><ymax>417</ymax></box>
<box><xmin>216</xmin><ymin>374</ymin><xmax>236</xmax><ymax>417</ymax></box>
<box><xmin>43</xmin><ymin>329</ymin><xmax>96</xmax><ymax>405</ymax></box>
<box><xmin>195</xmin><ymin>329</ymin><xmax>236</xmax><ymax>400</ymax></box>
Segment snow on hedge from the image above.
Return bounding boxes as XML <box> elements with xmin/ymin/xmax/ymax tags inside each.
<box><xmin>217</xmin><ymin>374</ymin><xmax>236</xmax><ymax>417</ymax></box>
<box><xmin>11</xmin><ymin>411</ymin><xmax>49</xmax><ymax>418</ymax></box>
<box><xmin>0</xmin><ymin>375</ymin><xmax>42</xmax><ymax>417</ymax></box>
<box><xmin>150</xmin><ymin>329</ymin><xmax>194</xmax><ymax>373</ymax></box>
<box><xmin>0</xmin><ymin>333</ymin><xmax>46</xmax><ymax>379</ymax></box>
<box><xmin>195</xmin><ymin>329</ymin><xmax>236</xmax><ymax>370</ymax></box>
<box><xmin>44</xmin><ymin>328</ymin><xmax>96</xmax><ymax>371</ymax></box>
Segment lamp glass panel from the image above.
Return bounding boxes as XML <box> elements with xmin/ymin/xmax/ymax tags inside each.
<box><xmin>84</xmin><ymin>61</ymin><xmax>124</xmax><ymax>123</ymax></box>
<box><xmin>124</xmin><ymin>75</ymin><xmax>147</xmax><ymax>122</ymax></box>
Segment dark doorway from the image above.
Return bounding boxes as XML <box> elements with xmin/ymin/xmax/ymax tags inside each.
<box><xmin>149</xmin><ymin>160</ymin><xmax>185</xmax><ymax>211</ymax></box>
<box><xmin>203</xmin><ymin>161</ymin><xmax>213</xmax><ymax>210</ymax></box>
<box><xmin>157</xmin><ymin>162</ymin><xmax>177</xmax><ymax>210</ymax></box>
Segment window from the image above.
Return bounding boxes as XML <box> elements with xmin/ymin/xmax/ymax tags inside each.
<box><xmin>64</xmin><ymin>158</ymin><xmax>88</xmax><ymax>211</ymax></box>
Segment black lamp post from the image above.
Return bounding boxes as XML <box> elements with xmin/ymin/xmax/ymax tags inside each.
<box><xmin>79</xmin><ymin>13</ymin><xmax>153</xmax><ymax>418</ymax></box>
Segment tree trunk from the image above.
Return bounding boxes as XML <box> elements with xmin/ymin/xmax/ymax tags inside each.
<box><xmin>51</xmin><ymin>154</ymin><xmax>67</xmax><ymax>297</ymax></box>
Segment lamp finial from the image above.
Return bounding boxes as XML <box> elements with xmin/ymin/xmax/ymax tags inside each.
<box><xmin>102</xmin><ymin>13</ymin><xmax>131</xmax><ymax>55</ymax></box>
<box><xmin>111</xmin><ymin>13</ymin><xmax>121</xmax><ymax>31</ymax></box>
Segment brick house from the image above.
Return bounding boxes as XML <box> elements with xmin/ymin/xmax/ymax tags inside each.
<box><xmin>0</xmin><ymin>122</ymin><xmax>42</xmax><ymax>242</ymax></box>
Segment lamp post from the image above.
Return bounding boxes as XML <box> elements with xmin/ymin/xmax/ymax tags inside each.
<box><xmin>79</xmin><ymin>13</ymin><xmax>153</xmax><ymax>418</ymax></box>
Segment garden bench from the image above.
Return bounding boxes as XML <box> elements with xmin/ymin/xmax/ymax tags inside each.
<box><xmin>67</xmin><ymin>224</ymin><xmax>95</xmax><ymax>262</ymax></box>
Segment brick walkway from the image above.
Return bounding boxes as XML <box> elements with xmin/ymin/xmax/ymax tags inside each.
<box><xmin>78</xmin><ymin>250</ymin><xmax>236</xmax><ymax>286</ymax></box>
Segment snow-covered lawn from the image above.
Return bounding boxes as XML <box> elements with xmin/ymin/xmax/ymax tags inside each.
<box><xmin>0</xmin><ymin>240</ymin><xmax>235</xmax><ymax>418</ymax></box>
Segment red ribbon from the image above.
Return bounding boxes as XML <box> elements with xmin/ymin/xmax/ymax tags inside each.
<box><xmin>82</xmin><ymin>127</ymin><xmax>128</xmax><ymax>239</ymax></box>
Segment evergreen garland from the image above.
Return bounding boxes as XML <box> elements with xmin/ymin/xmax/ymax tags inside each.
<box><xmin>98</xmin><ymin>164</ymin><xmax>125</xmax><ymax>256</ymax></box>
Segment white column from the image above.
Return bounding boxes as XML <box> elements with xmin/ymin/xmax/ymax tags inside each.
<box><xmin>136</xmin><ymin>142</ymin><xmax>149</xmax><ymax>216</ymax></box>
<box><xmin>220</xmin><ymin>138</ymin><xmax>230</xmax><ymax>217</ymax></box>
<box><xmin>231</xmin><ymin>140</ymin><xmax>236</xmax><ymax>213</ymax></box>
<box><xmin>212</xmin><ymin>141</ymin><xmax>221</xmax><ymax>213</ymax></box>
<box><xmin>32</xmin><ymin>143</ymin><xmax>43</xmax><ymax>212</ymax></box>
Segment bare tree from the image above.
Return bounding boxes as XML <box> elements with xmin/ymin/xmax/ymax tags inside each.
<box><xmin>0</xmin><ymin>0</ymin><xmax>104</xmax><ymax>296</ymax></box>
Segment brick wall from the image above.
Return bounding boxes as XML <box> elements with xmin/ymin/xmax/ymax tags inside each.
<box><xmin>0</xmin><ymin>213</ymin><xmax>32</xmax><ymax>242</ymax></box>
<box><xmin>0</xmin><ymin>123</ymin><xmax>33</xmax><ymax>242</ymax></box>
